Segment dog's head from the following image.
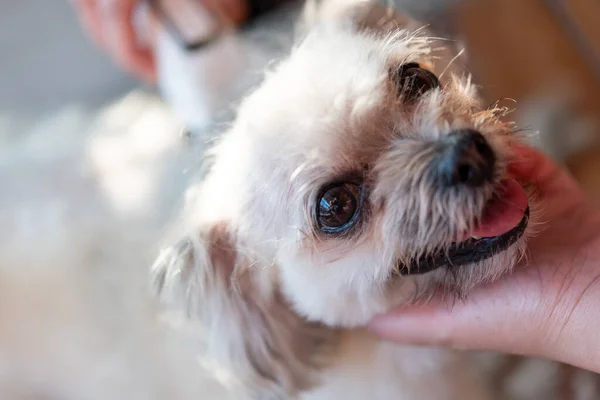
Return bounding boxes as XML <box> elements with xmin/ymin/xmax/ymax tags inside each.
<box><xmin>152</xmin><ymin>1</ymin><xmax>533</xmax><ymax>396</ymax></box>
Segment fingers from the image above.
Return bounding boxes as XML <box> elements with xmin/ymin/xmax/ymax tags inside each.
<box><xmin>507</xmin><ymin>143</ymin><xmax>582</xmax><ymax>197</ymax></box>
<box><xmin>71</xmin><ymin>0</ymin><xmax>105</xmax><ymax>47</ymax></box>
<box><xmin>368</xmin><ymin>282</ymin><xmax>550</xmax><ymax>358</ymax></box>
<box><xmin>104</xmin><ymin>0</ymin><xmax>155</xmax><ymax>82</ymax></box>
<box><xmin>71</xmin><ymin>0</ymin><xmax>156</xmax><ymax>83</ymax></box>
<box><xmin>204</xmin><ymin>0</ymin><xmax>248</xmax><ymax>25</ymax></box>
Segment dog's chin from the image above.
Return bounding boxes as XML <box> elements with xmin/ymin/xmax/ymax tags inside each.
<box><xmin>401</xmin><ymin>179</ymin><xmax>530</xmax><ymax>276</ymax></box>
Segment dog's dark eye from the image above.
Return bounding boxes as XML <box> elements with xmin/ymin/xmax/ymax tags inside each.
<box><xmin>394</xmin><ymin>62</ymin><xmax>440</xmax><ymax>101</ymax></box>
<box><xmin>317</xmin><ymin>183</ymin><xmax>361</xmax><ymax>233</ymax></box>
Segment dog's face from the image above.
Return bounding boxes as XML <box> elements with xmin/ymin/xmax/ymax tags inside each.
<box><xmin>153</xmin><ymin>3</ymin><xmax>533</xmax><ymax>395</ymax></box>
<box><xmin>200</xmin><ymin>25</ymin><xmax>529</xmax><ymax>326</ymax></box>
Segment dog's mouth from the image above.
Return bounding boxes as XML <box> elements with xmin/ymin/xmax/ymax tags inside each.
<box><xmin>400</xmin><ymin>179</ymin><xmax>530</xmax><ymax>275</ymax></box>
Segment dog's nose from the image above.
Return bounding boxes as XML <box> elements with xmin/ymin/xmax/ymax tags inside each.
<box><xmin>438</xmin><ymin>129</ymin><xmax>495</xmax><ymax>187</ymax></box>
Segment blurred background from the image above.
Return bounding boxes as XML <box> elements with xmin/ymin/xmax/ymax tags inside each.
<box><xmin>0</xmin><ymin>0</ymin><xmax>598</xmax><ymax>399</ymax></box>
<box><xmin>450</xmin><ymin>0</ymin><xmax>600</xmax><ymax>197</ymax></box>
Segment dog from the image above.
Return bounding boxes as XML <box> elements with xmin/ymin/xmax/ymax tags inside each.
<box><xmin>151</xmin><ymin>1</ymin><xmax>538</xmax><ymax>398</ymax></box>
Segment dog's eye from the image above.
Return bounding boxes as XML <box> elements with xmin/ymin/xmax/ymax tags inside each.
<box><xmin>317</xmin><ymin>183</ymin><xmax>361</xmax><ymax>233</ymax></box>
<box><xmin>394</xmin><ymin>62</ymin><xmax>440</xmax><ymax>101</ymax></box>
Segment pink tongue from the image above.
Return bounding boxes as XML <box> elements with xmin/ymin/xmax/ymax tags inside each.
<box><xmin>470</xmin><ymin>179</ymin><xmax>528</xmax><ymax>238</ymax></box>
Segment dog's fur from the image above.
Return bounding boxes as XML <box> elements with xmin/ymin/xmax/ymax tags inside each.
<box><xmin>151</xmin><ymin>1</ymin><xmax>539</xmax><ymax>398</ymax></box>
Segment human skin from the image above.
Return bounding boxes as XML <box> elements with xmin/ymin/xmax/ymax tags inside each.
<box><xmin>369</xmin><ymin>144</ymin><xmax>600</xmax><ymax>374</ymax></box>
<box><xmin>70</xmin><ymin>0</ymin><xmax>248</xmax><ymax>82</ymax></box>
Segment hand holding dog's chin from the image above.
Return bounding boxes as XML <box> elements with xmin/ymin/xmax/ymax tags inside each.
<box><xmin>369</xmin><ymin>144</ymin><xmax>600</xmax><ymax>374</ymax></box>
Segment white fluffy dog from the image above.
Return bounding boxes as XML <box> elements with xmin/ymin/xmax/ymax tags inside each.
<box><xmin>151</xmin><ymin>1</ymin><xmax>538</xmax><ymax>398</ymax></box>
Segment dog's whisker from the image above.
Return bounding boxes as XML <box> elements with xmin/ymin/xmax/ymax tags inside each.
<box><xmin>439</xmin><ymin>48</ymin><xmax>465</xmax><ymax>79</ymax></box>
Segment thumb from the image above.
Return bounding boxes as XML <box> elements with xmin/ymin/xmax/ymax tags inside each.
<box><xmin>508</xmin><ymin>143</ymin><xmax>583</xmax><ymax>198</ymax></box>
<box><xmin>368</xmin><ymin>283</ymin><xmax>550</xmax><ymax>357</ymax></box>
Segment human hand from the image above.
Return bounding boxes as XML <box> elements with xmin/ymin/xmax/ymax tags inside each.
<box><xmin>369</xmin><ymin>144</ymin><xmax>600</xmax><ymax>374</ymax></box>
<box><xmin>70</xmin><ymin>0</ymin><xmax>249</xmax><ymax>83</ymax></box>
<box><xmin>71</xmin><ymin>0</ymin><xmax>156</xmax><ymax>83</ymax></box>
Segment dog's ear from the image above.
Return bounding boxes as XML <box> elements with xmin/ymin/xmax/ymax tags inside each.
<box><xmin>151</xmin><ymin>219</ymin><xmax>338</xmax><ymax>397</ymax></box>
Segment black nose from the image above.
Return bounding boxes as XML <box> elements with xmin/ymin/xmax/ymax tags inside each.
<box><xmin>438</xmin><ymin>129</ymin><xmax>496</xmax><ymax>187</ymax></box>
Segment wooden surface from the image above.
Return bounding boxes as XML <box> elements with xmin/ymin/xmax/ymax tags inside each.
<box><xmin>451</xmin><ymin>0</ymin><xmax>600</xmax><ymax>198</ymax></box>
<box><xmin>453</xmin><ymin>0</ymin><xmax>600</xmax><ymax>116</ymax></box>
<box><xmin>564</xmin><ymin>0</ymin><xmax>600</xmax><ymax>58</ymax></box>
